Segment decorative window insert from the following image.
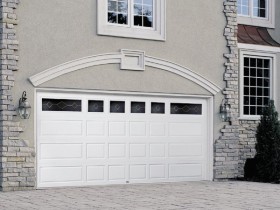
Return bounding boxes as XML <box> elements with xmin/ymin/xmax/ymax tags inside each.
<box><xmin>131</xmin><ymin>102</ymin><xmax>145</xmax><ymax>113</ymax></box>
<box><xmin>110</xmin><ymin>101</ymin><xmax>125</xmax><ymax>113</ymax></box>
<box><xmin>42</xmin><ymin>99</ymin><xmax>82</xmax><ymax>112</ymax></box>
<box><xmin>240</xmin><ymin>51</ymin><xmax>275</xmax><ymax>118</ymax></box>
<box><xmin>237</xmin><ymin>0</ymin><xmax>275</xmax><ymax>28</ymax></box>
<box><xmin>151</xmin><ymin>102</ymin><xmax>165</xmax><ymax>114</ymax></box>
<box><xmin>88</xmin><ymin>100</ymin><xmax>104</xmax><ymax>112</ymax></box>
<box><xmin>170</xmin><ymin>103</ymin><xmax>202</xmax><ymax>115</ymax></box>
<box><xmin>97</xmin><ymin>0</ymin><xmax>166</xmax><ymax>40</ymax></box>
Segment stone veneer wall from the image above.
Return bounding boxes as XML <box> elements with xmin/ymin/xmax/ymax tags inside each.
<box><xmin>0</xmin><ymin>0</ymin><xmax>35</xmax><ymax>191</ymax></box>
<box><xmin>214</xmin><ymin>0</ymin><xmax>240</xmax><ymax>179</ymax></box>
<box><xmin>238</xmin><ymin>120</ymin><xmax>258</xmax><ymax>176</ymax></box>
<box><xmin>216</xmin><ymin>0</ymin><xmax>259</xmax><ymax>179</ymax></box>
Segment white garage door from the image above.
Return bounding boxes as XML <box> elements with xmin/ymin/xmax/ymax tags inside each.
<box><xmin>37</xmin><ymin>92</ymin><xmax>211</xmax><ymax>188</ymax></box>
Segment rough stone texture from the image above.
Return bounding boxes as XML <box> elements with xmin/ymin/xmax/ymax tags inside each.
<box><xmin>0</xmin><ymin>0</ymin><xmax>35</xmax><ymax>191</ymax></box>
<box><xmin>214</xmin><ymin>0</ymin><xmax>240</xmax><ymax>179</ymax></box>
<box><xmin>238</xmin><ymin>120</ymin><xmax>259</xmax><ymax>176</ymax></box>
<box><xmin>1</xmin><ymin>182</ymin><xmax>280</xmax><ymax>210</ymax></box>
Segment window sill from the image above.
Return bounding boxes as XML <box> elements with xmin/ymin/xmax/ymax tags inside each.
<box><xmin>238</xmin><ymin>116</ymin><xmax>260</xmax><ymax>121</ymax></box>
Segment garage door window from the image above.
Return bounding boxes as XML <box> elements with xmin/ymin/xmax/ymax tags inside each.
<box><xmin>88</xmin><ymin>100</ymin><xmax>104</xmax><ymax>112</ymax></box>
<box><xmin>151</xmin><ymin>102</ymin><xmax>165</xmax><ymax>114</ymax></box>
<box><xmin>131</xmin><ymin>102</ymin><xmax>145</xmax><ymax>113</ymax></box>
<box><xmin>42</xmin><ymin>99</ymin><xmax>82</xmax><ymax>112</ymax></box>
<box><xmin>170</xmin><ymin>103</ymin><xmax>202</xmax><ymax>115</ymax></box>
<box><xmin>110</xmin><ymin>101</ymin><xmax>125</xmax><ymax>113</ymax></box>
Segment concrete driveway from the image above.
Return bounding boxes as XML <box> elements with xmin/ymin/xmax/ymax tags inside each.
<box><xmin>0</xmin><ymin>181</ymin><xmax>280</xmax><ymax>210</ymax></box>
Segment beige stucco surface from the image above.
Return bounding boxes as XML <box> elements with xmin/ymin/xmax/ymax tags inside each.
<box><xmin>39</xmin><ymin>65</ymin><xmax>212</xmax><ymax>95</ymax></box>
<box><xmin>14</xmin><ymin>0</ymin><xmax>227</xmax><ymax>145</ymax></box>
<box><xmin>268</xmin><ymin>0</ymin><xmax>280</xmax><ymax>43</ymax></box>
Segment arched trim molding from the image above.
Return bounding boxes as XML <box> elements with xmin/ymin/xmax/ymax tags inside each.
<box><xmin>29</xmin><ymin>52</ymin><xmax>222</xmax><ymax>95</ymax></box>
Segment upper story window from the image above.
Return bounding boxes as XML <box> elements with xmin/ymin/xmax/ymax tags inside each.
<box><xmin>97</xmin><ymin>0</ymin><xmax>166</xmax><ymax>41</ymax></box>
<box><xmin>237</xmin><ymin>0</ymin><xmax>275</xmax><ymax>28</ymax></box>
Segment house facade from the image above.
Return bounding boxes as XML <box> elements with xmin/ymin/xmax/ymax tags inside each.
<box><xmin>0</xmin><ymin>0</ymin><xmax>279</xmax><ymax>191</ymax></box>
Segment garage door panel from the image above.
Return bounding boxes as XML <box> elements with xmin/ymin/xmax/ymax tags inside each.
<box><xmin>129</xmin><ymin>165</ymin><xmax>147</xmax><ymax>180</ymax></box>
<box><xmin>168</xmin><ymin>164</ymin><xmax>202</xmax><ymax>178</ymax></box>
<box><xmin>108</xmin><ymin>144</ymin><xmax>126</xmax><ymax>158</ymax></box>
<box><xmin>87</xmin><ymin>144</ymin><xmax>106</xmax><ymax>158</ymax></box>
<box><xmin>149</xmin><ymin>122</ymin><xmax>166</xmax><ymax>136</ymax></box>
<box><xmin>86</xmin><ymin>121</ymin><xmax>106</xmax><ymax>136</ymax></box>
<box><xmin>129</xmin><ymin>122</ymin><xmax>147</xmax><ymax>136</ymax></box>
<box><xmin>41</xmin><ymin>120</ymin><xmax>83</xmax><ymax>136</ymax></box>
<box><xmin>108</xmin><ymin>165</ymin><xmax>126</xmax><ymax>181</ymax></box>
<box><xmin>168</xmin><ymin>122</ymin><xmax>202</xmax><ymax>136</ymax></box>
<box><xmin>109</xmin><ymin>121</ymin><xmax>126</xmax><ymax>136</ymax></box>
<box><xmin>129</xmin><ymin>144</ymin><xmax>146</xmax><ymax>157</ymax></box>
<box><xmin>149</xmin><ymin>144</ymin><xmax>165</xmax><ymax>158</ymax></box>
<box><xmin>168</xmin><ymin>143</ymin><xmax>203</xmax><ymax>157</ymax></box>
<box><xmin>40</xmin><ymin>166</ymin><xmax>83</xmax><ymax>183</ymax></box>
<box><xmin>40</xmin><ymin>144</ymin><xmax>83</xmax><ymax>159</ymax></box>
<box><xmin>87</xmin><ymin>166</ymin><xmax>105</xmax><ymax>181</ymax></box>
<box><xmin>149</xmin><ymin>164</ymin><xmax>166</xmax><ymax>179</ymax></box>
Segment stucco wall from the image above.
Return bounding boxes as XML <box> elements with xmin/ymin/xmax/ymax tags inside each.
<box><xmin>268</xmin><ymin>0</ymin><xmax>280</xmax><ymax>43</ymax></box>
<box><xmin>13</xmin><ymin>0</ymin><xmax>227</xmax><ymax>147</ymax></box>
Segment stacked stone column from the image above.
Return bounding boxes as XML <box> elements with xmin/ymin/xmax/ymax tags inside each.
<box><xmin>214</xmin><ymin>0</ymin><xmax>240</xmax><ymax>179</ymax></box>
<box><xmin>0</xmin><ymin>0</ymin><xmax>35</xmax><ymax>191</ymax></box>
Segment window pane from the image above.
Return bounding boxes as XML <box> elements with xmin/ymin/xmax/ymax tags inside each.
<box><xmin>257</xmin><ymin>107</ymin><xmax>263</xmax><ymax>115</ymax></box>
<box><xmin>250</xmin><ymin>68</ymin><xmax>256</xmax><ymax>77</ymax></box>
<box><xmin>131</xmin><ymin>102</ymin><xmax>145</xmax><ymax>113</ymax></box>
<box><xmin>108</xmin><ymin>12</ymin><xmax>117</xmax><ymax>23</ymax></box>
<box><xmin>244</xmin><ymin>106</ymin><xmax>249</xmax><ymax>115</ymax></box>
<box><xmin>250</xmin><ymin>106</ymin><xmax>256</xmax><ymax>115</ymax></box>
<box><xmin>250</xmin><ymin>97</ymin><xmax>256</xmax><ymax>105</ymax></box>
<box><xmin>244</xmin><ymin>97</ymin><xmax>250</xmax><ymax>105</ymax></box>
<box><xmin>133</xmin><ymin>0</ymin><xmax>153</xmax><ymax>27</ymax></box>
<box><xmin>250</xmin><ymin>77</ymin><xmax>256</xmax><ymax>86</ymax></box>
<box><xmin>134</xmin><ymin>16</ymin><xmax>142</xmax><ymax>26</ymax></box>
<box><xmin>257</xmin><ymin>97</ymin><xmax>263</xmax><ymax>105</ymax></box>
<box><xmin>42</xmin><ymin>99</ymin><xmax>82</xmax><ymax>112</ymax></box>
<box><xmin>151</xmin><ymin>102</ymin><xmax>165</xmax><ymax>114</ymax></box>
<box><xmin>108</xmin><ymin>0</ymin><xmax>117</xmax><ymax>11</ymax></box>
<box><xmin>110</xmin><ymin>101</ymin><xmax>125</xmax><ymax>113</ymax></box>
<box><xmin>244</xmin><ymin>57</ymin><xmax>250</xmax><ymax>66</ymax></box>
<box><xmin>250</xmin><ymin>58</ymin><xmax>256</xmax><ymax>67</ymax></box>
<box><xmin>143</xmin><ymin>0</ymin><xmax>153</xmax><ymax>5</ymax></box>
<box><xmin>143</xmin><ymin>16</ymin><xmax>152</xmax><ymax>27</ymax></box>
<box><xmin>134</xmin><ymin>4</ymin><xmax>142</xmax><ymax>15</ymax></box>
<box><xmin>244</xmin><ymin>68</ymin><xmax>250</xmax><ymax>76</ymax></box>
<box><xmin>108</xmin><ymin>0</ymin><xmax>128</xmax><ymax>25</ymax></box>
<box><xmin>118</xmin><ymin>13</ymin><xmax>127</xmax><ymax>24</ymax></box>
<box><xmin>244</xmin><ymin>77</ymin><xmax>249</xmax><ymax>86</ymax></box>
<box><xmin>170</xmin><ymin>103</ymin><xmax>202</xmax><ymax>115</ymax></box>
<box><xmin>88</xmin><ymin>100</ymin><xmax>104</xmax><ymax>112</ymax></box>
<box><xmin>118</xmin><ymin>1</ymin><xmax>128</xmax><ymax>13</ymax></box>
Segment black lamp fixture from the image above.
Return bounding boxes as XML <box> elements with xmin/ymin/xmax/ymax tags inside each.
<box><xmin>18</xmin><ymin>91</ymin><xmax>31</xmax><ymax>119</ymax></box>
<box><xmin>220</xmin><ymin>99</ymin><xmax>230</xmax><ymax>122</ymax></box>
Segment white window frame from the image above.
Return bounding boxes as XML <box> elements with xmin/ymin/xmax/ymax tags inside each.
<box><xmin>239</xmin><ymin>49</ymin><xmax>277</xmax><ymax>120</ymax></box>
<box><xmin>97</xmin><ymin>0</ymin><xmax>166</xmax><ymax>41</ymax></box>
<box><xmin>237</xmin><ymin>0</ymin><xmax>275</xmax><ymax>28</ymax></box>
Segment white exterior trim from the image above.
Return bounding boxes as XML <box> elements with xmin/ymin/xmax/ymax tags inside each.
<box><xmin>97</xmin><ymin>0</ymin><xmax>166</xmax><ymax>41</ymax></box>
<box><xmin>239</xmin><ymin>49</ymin><xmax>277</xmax><ymax>119</ymax></box>
<box><xmin>238</xmin><ymin>43</ymin><xmax>280</xmax><ymax>53</ymax></box>
<box><xmin>29</xmin><ymin>52</ymin><xmax>222</xmax><ymax>95</ymax></box>
<box><xmin>237</xmin><ymin>0</ymin><xmax>275</xmax><ymax>28</ymax></box>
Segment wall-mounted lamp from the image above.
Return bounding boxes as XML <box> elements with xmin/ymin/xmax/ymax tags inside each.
<box><xmin>18</xmin><ymin>91</ymin><xmax>31</xmax><ymax>119</ymax></box>
<box><xmin>220</xmin><ymin>100</ymin><xmax>230</xmax><ymax>122</ymax></box>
